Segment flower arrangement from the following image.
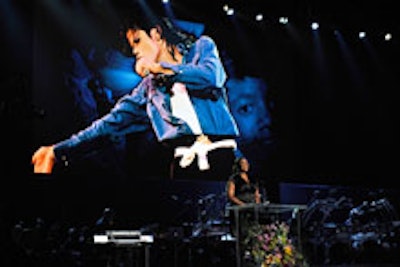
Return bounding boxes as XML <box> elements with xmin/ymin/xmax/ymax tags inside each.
<box><xmin>242</xmin><ymin>220</ymin><xmax>309</xmax><ymax>267</ymax></box>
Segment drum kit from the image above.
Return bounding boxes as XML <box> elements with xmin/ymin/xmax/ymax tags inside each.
<box><xmin>301</xmin><ymin>192</ymin><xmax>399</xmax><ymax>264</ymax></box>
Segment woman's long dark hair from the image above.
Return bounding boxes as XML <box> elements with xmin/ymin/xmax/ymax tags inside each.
<box><xmin>231</xmin><ymin>156</ymin><xmax>247</xmax><ymax>175</ymax></box>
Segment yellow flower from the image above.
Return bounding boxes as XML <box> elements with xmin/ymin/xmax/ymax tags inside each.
<box><xmin>283</xmin><ymin>244</ymin><xmax>293</xmax><ymax>256</ymax></box>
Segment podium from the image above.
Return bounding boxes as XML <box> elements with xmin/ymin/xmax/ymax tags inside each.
<box><xmin>226</xmin><ymin>202</ymin><xmax>307</xmax><ymax>267</ymax></box>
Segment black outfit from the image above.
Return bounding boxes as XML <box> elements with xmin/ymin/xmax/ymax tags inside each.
<box><xmin>228</xmin><ymin>174</ymin><xmax>259</xmax><ymax>204</ymax></box>
<box><xmin>227</xmin><ymin>173</ymin><xmax>259</xmax><ymax>238</ymax></box>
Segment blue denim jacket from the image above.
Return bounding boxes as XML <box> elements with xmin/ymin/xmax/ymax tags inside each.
<box><xmin>54</xmin><ymin>36</ymin><xmax>239</xmax><ymax>162</ymax></box>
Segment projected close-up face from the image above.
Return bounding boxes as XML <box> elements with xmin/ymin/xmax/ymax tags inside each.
<box><xmin>126</xmin><ymin>28</ymin><xmax>161</xmax><ymax>77</ymax></box>
<box><xmin>226</xmin><ymin>76</ymin><xmax>273</xmax><ymax>147</ymax></box>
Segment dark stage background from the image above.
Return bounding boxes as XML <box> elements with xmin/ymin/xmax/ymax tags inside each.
<box><xmin>1</xmin><ymin>0</ymin><xmax>400</xmax><ymax>224</ymax></box>
<box><xmin>1</xmin><ymin>1</ymin><xmax>399</xmax><ymax>186</ymax></box>
<box><xmin>2</xmin><ymin>0</ymin><xmax>399</xmax><ymax>185</ymax></box>
<box><xmin>0</xmin><ymin>0</ymin><xmax>399</xmax><ymax>209</ymax></box>
<box><xmin>1</xmin><ymin>1</ymin><xmax>400</xmax><ymax>266</ymax></box>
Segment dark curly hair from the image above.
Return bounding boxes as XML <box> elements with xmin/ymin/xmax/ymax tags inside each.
<box><xmin>118</xmin><ymin>6</ymin><xmax>197</xmax><ymax>58</ymax></box>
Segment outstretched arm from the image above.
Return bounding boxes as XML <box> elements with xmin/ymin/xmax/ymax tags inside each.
<box><xmin>31</xmin><ymin>81</ymin><xmax>151</xmax><ymax>174</ymax></box>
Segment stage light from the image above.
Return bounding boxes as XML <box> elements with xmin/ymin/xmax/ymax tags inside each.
<box><xmin>226</xmin><ymin>8</ymin><xmax>234</xmax><ymax>16</ymax></box>
<box><xmin>279</xmin><ymin>17</ymin><xmax>288</xmax><ymax>25</ymax></box>
<box><xmin>311</xmin><ymin>22</ymin><xmax>319</xmax><ymax>30</ymax></box>
<box><xmin>255</xmin><ymin>14</ymin><xmax>263</xmax><ymax>21</ymax></box>
<box><xmin>358</xmin><ymin>31</ymin><xmax>366</xmax><ymax>39</ymax></box>
<box><xmin>222</xmin><ymin>4</ymin><xmax>234</xmax><ymax>16</ymax></box>
<box><xmin>384</xmin><ymin>33</ymin><xmax>392</xmax><ymax>41</ymax></box>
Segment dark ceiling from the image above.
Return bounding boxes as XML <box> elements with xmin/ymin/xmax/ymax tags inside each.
<box><xmin>140</xmin><ymin>0</ymin><xmax>400</xmax><ymax>30</ymax></box>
